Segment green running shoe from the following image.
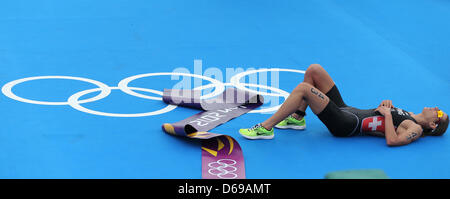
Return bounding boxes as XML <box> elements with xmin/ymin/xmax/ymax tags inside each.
<box><xmin>275</xmin><ymin>116</ymin><xmax>306</xmax><ymax>130</ymax></box>
<box><xmin>239</xmin><ymin>123</ymin><xmax>274</xmax><ymax>140</ymax></box>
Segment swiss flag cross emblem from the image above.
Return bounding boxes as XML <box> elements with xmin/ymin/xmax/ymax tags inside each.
<box><xmin>361</xmin><ymin>116</ymin><xmax>385</xmax><ymax>132</ymax></box>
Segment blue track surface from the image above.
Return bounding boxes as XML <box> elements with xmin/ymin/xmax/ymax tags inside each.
<box><xmin>0</xmin><ymin>0</ymin><xmax>449</xmax><ymax>179</ymax></box>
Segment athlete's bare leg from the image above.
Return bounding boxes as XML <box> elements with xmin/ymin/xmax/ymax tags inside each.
<box><xmin>291</xmin><ymin>64</ymin><xmax>336</xmax><ymax>120</ymax></box>
<box><xmin>261</xmin><ymin>82</ymin><xmax>330</xmax><ymax>130</ymax></box>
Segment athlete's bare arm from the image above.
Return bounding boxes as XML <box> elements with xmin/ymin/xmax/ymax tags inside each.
<box><xmin>375</xmin><ymin>106</ymin><xmax>423</xmax><ymax>146</ymax></box>
<box><xmin>392</xmin><ymin>121</ymin><xmax>423</xmax><ymax>146</ymax></box>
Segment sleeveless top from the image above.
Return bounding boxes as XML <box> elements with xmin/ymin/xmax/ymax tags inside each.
<box><xmin>340</xmin><ymin>107</ymin><xmax>417</xmax><ymax>134</ymax></box>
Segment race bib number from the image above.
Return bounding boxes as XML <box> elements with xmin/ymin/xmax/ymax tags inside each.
<box><xmin>361</xmin><ymin>116</ymin><xmax>385</xmax><ymax>132</ymax></box>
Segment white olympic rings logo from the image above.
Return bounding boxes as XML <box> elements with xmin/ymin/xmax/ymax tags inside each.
<box><xmin>207</xmin><ymin>159</ymin><xmax>238</xmax><ymax>179</ymax></box>
<box><xmin>1</xmin><ymin>68</ymin><xmax>305</xmax><ymax>117</ymax></box>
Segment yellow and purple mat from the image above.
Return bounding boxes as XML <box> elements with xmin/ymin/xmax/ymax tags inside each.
<box><xmin>162</xmin><ymin>88</ymin><xmax>263</xmax><ymax>179</ymax></box>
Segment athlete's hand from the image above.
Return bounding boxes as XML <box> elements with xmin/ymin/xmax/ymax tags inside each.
<box><xmin>375</xmin><ymin>106</ymin><xmax>392</xmax><ymax>116</ymax></box>
<box><xmin>379</xmin><ymin>100</ymin><xmax>394</xmax><ymax>108</ymax></box>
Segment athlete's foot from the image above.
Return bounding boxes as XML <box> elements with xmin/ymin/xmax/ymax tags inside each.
<box><xmin>239</xmin><ymin>123</ymin><xmax>274</xmax><ymax>140</ymax></box>
<box><xmin>275</xmin><ymin>116</ymin><xmax>306</xmax><ymax>130</ymax></box>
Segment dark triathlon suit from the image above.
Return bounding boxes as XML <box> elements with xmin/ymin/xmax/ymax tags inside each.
<box><xmin>317</xmin><ymin>85</ymin><xmax>418</xmax><ymax>137</ymax></box>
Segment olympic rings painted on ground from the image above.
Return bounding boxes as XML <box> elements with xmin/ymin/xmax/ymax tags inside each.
<box><xmin>68</xmin><ymin>87</ymin><xmax>177</xmax><ymax>117</ymax></box>
<box><xmin>1</xmin><ymin>76</ymin><xmax>111</xmax><ymax>106</ymax></box>
<box><xmin>1</xmin><ymin>69</ymin><xmax>305</xmax><ymax>117</ymax></box>
<box><xmin>230</xmin><ymin>68</ymin><xmax>305</xmax><ymax>97</ymax></box>
<box><xmin>118</xmin><ymin>72</ymin><xmax>225</xmax><ymax>101</ymax></box>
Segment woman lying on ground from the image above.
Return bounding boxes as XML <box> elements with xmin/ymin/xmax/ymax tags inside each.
<box><xmin>239</xmin><ymin>64</ymin><xmax>449</xmax><ymax>146</ymax></box>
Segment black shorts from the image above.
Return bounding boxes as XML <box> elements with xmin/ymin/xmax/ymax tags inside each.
<box><xmin>317</xmin><ymin>85</ymin><xmax>359</xmax><ymax>137</ymax></box>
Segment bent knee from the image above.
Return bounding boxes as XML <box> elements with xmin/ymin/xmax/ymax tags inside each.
<box><xmin>306</xmin><ymin>64</ymin><xmax>324</xmax><ymax>76</ymax></box>
<box><xmin>293</xmin><ymin>82</ymin><xmax>313</xmax><ymax>94</ymax></box>
<box><xmin>308</xmin><ymin>64</ymin><xmax>323</xmax><ymax>71</ymax></box>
